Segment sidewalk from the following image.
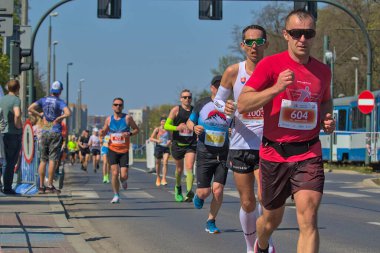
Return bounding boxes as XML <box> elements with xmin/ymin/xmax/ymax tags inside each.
<box><xmin>0</xmin><ymin>190</ymin><xmax>95</xmax><ymax>252</ymax></box>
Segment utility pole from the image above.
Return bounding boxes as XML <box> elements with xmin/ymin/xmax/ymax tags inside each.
<box><xmin>20</xmin><ymin>0</ymin><xmax>28</xmax><ymax>117</ymax></box>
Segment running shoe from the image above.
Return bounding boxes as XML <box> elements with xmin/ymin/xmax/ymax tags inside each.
<box><xmin>111</xmin><ymin>194</ymin><xmax>120</xmax><ymax>204</ymax></box>
<box><xmin>185</xmin><ymin>190</ymin><xmax>194</xmax><ymax>202</ymax></box>
<box><xmin>205</xmin><ymin>219</ymin><xmax>221</xmax><ymax>234</ymax></box>
<box><xmin>193</xmin><ymin>193</ymin><xmax>204</xmax><ymax>209</ymax></box>
<box><xmin>155</xmin><ymin>177</ymin><xmax>161</xmax><ymax>187</ymax></box>
<box><xmin>253</xmin><ymin>239</ymin><xmax>276</xmax><ymax>253</ymax></box>
<box><xmin>174</xmin><ymin>186</ymin><xmax>183</xmax><ymax>202</ymax></box>
<box><xmin>161</xmin><ymin>178</ymin><xmax>168</xmax><ymax>186</ymax></box>
<box><xmin>103</xmin><ymin>176</ymin><xmax>107</xmax><ymax>183</ymax></box>
<box><xmin>121</xmin><ymin>179</ymin><xmax>128</xmax><ymax>190</ymax></box>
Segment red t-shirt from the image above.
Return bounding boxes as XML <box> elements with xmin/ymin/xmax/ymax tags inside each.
<box><xmin>245</xmin><ymin>51</ymin><xmax>331</xmax><ymax>162</ymax></box>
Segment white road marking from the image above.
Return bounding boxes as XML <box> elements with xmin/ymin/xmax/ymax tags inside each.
<box><xmin>367</xmin><ymin>222</ymin><xmax>380</xmax><ymax>226</ymax></box>
<box><xmin>324</xmin><ymin>190</ymin><xmax>370</xmax><ymax>198</ymax></box>
<box><xmin>223</xmin><ymin>190</ymin><xmax>240</xmax><ymax>198</ymax></box>
<box><xmin>121</xmin><ymin>190</ymin><xmax>153</xmax><ymax>199</ymax></box>
<box><xmin>360</xmin><ymin>189</ymin><xmax>380</xmax><ymax>194</ymax></box>
<box><xmin>71</xmin><ymin>191</ymin><xmax>99</xmax><ymax>199</ymax></box>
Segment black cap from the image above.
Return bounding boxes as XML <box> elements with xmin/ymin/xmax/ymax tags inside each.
<box><xmin>160</xmin><ymin>117</ymin><xmax>166</xmax><ymax>121</ymax></box>
<box><xmin>211</xmin><ymin>75</ymin><xmax>222</xmax><ymax>88</ymax></box>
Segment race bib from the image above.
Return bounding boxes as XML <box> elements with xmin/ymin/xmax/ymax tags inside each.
<box><xmin>278</xmin><ymin>99</ymin><xmax>318</xmax><ymax>130</ymax></box>
<box><xmin>179</xmin><ymin>129</ymin><xmax>193</xmax><ymax>137</ymax></box>
<box><xmin>239</xmin><ymin>108</ymin><xmax>264</xmax><ymax>125</ymax></box>
<box><xmin>204</xmin><ymin>130</ymin><xmax>225</xmax><ymax>147</ymax></box>
<box><xmin>110</xmin><ymin>133</ymin><xmax>125</xmax><ymax>144</ymax></box>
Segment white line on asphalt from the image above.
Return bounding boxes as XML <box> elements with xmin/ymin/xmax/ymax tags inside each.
<box><xmin>324</xmin><ymin>190</ymin><xmax>370</xmax><ymax>198</ymax></box>
<box><xmin>367</xmin><ymin>222</ymin><xmax>380</xmax><ymax>226</ymax></box>
<box><xmin>121</xmin><ymin>191</ymin><xmax>153</xmax><ymax>199</ymax></box>
<box><xmin>360</xmin><ymin>189</ymin><xmax>380</xmax><ymax>194</ymax></box>
<box><xmin>71</xmin><ymin>191</ymin><xmax>99</xmax><ymax>199</ymax></box>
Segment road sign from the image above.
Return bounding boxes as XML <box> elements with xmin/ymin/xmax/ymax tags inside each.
<box><xmin>22</xmin><ymin>120</ymin><xmax>35</xmax><ymax>164</ymax></box>
<box><xmin>358</xmin><ymin>90</ymin><xmax>375</xmax><ymax>114</ymax></box>
<box><xmin>0</xmin><ymin>0</ymin><xmax>14</xmax><ymax>37</ymax></box>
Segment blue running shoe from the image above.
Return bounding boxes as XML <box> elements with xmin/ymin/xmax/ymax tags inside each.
<box><xmin>193</xmin><ymin>194</ymin><xmax>204</xmax><ymax>209</ymax></box>
<box><xmin>205</xmin><ymin>219</ymin><xmax>220</xmax><ymax>234</ymax></box>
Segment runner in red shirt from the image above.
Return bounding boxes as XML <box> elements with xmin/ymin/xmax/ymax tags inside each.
<box><xmin>238</xmin><ymin>9</ymin><xmax>335</xmax><ymax>253</ymax></box>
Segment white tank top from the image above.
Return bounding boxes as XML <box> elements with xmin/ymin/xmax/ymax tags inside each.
<box><xmin>230</xmin><ymin>61</ymin><xmax>263</xmax><ymax>150</ymax></box>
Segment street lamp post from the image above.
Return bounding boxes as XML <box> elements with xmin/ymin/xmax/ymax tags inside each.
<box><xmin>66</xmin><ymin>62</ymin><xmax>73</xmax><ymax>133</ymax></box>
<box><xmin>52</xmin><ymin>41</ymin><xmax>59</xmax><ymax>82</ymax></box>
<box><xmin>351</xmin><ymin>56</ymin><xmax>359</xmax><ymax>95</ymax></box>
<box><xmin>77</xmin><ymin>79</ymin><xmax>85</xmax><ymax>133</ymax></box>
<box><xmin>47</xmin><ymin>12</ymin><xmax>58</xmax><ymax>90</ymax></box>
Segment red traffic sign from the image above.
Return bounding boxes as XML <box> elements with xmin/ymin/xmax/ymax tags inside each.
<box><xmin>22</xmin><ymin>119</ymin><xmax>35</xmax><ymax>164</ymax></box>
<box><xmin>358</xmin><ymin>90</ymin><xmax>375</xmax><ymax>114</ymax></box>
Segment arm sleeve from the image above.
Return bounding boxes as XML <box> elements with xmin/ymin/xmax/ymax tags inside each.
<box><xmin>189</xmin><ymin>111</ymin><xmax>198</xmax><ymax>125</ymax></box>
<box><xmin>164</xmin><ymin>118</ymin><xmax>177</xmax><ymax>131</ymax></box>
<box><xmin>214</xmin><ymin>86</ymin><xmax>232</xmax><ymax>113</ymax></box>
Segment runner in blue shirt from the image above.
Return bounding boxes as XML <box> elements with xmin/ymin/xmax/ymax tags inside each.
<box><xmin>186</xmin><ymin>76</ymin><xmax>230</xmax><ymax>234</ymax></box>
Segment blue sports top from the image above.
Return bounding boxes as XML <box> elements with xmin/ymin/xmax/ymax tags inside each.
<box><xmin>189</xmin><ymin>97</ymin><xmax>230</xmax><ymax>151</ymax></box>
<box><xmin>37</xmin><ymin>95</ymin><xmax>67</xmax><ymax>133</ymax></box>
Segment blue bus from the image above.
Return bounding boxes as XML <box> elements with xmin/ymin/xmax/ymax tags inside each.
<box><xmin>320</xmin><ymin>90</ymin><xmax>380</xmax><ymax>164</ymax></box>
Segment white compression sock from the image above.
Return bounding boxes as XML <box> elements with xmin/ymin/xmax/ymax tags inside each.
<box><xmin>239</xmin><ymin>207</ymin><xmax>258</xmax><ymax>253</ymax></box>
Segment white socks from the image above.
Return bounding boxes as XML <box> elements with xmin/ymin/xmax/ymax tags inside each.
<box><xmin>239</xmin><ymin>207</ymin><xmax>258</xmax><ymax>253</ymax></box>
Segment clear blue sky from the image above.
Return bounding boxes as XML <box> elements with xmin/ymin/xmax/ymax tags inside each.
<box><xmin>29</xmin><ymin>0</ymin><xmax>280</xmax><ymax>115</ymax></box>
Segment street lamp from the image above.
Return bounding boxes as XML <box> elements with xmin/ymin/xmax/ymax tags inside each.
<box><xmin>66</xmin><ymin>62</ymin><xmax>73</xmax><ymax>104</ymax></box>
<box><xmin>52</xmin><ymin>41</ymin><xmax>59</xmax><ymax>82</ymax></box>
<box><xmin>351</xmin><ymin>56</ymin><xmax>360</xmax><ymax>95</ymax></box>
<box><xmin>66</xmin><ymin>62</ymin><xmax>73</xmax><ymax>133</ymax></box>
<box><xmin>77</xmin><ymin>79</ymin><xmax>85</xmax><ymax>133</ymax></box>
<box><xmin>47</xmin><ymin>12</ymin><xmax>59</xmax><ymax>90</ymax></box>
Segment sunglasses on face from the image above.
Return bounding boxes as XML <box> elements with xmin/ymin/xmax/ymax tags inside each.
<box><xmin>243</xmin><ymin>38</ymin><xmax>266</xmax><ymax>47</ymax></box>
<box><xmin>182</xmin><ymin>96</ymin><xmax>192</xmax><ymax>100</ymax></box>
<box><xmin>286</xmin><ymin>29</ymin><xmax>316</xmax><ymax>39</ymax></box>
<box><xmin>113</xmin><ymin>103</ymin><xmax>123</xmax><ymax>107</ymax></box>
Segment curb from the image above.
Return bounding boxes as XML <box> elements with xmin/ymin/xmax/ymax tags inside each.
<box><xmin>48</xmin><ymin>194</ymin><xmax>96</xmax><ymax>253</ymax></box>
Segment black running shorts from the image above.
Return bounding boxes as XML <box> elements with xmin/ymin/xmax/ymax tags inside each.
<box><xmin>154</xmin><ymin>145</ymin><xmax>170</xmax><ymax>159</ymax></box>
<box><xmin>196</xmin><ymin>142</ymin><xmax>228</xmax><ymax>188</ymax></box>
<box><xmin>227</xmin><ymin>149</ymin><xmax>260</xmax><ymax>174</ymax></box>
<box><xmin>108</xmin><ymin>149</ymin><xmax>129</xmax><ymax>168</ymax></box>
<box><xmin>171</xmin><ymin>141</ymin><xmax>196</xmax><ymax>160</ymax></box>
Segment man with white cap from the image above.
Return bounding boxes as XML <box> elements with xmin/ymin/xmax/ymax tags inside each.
<box><xmin>28</xmin><ymin>81</ymin><xmax>71</xmax><ymax>194</ymax></box>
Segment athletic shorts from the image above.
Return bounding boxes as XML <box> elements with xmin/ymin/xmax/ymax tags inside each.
<box><xmin>80</xmin><ymin>148</ymin><xmax>90</xmax><ymax>156</ymax></box>
<box><xmin>196</xmin><ymin>142</ymin><xmax>228</xmax><ymax>188</ymax></box>
<box><xmin>171</xmin><ymin>142</ymin><xmax>196</xmax><ymax>160</ymax></box>
<box><xmin>91</xmin><ymin>149</ymin><xmax>100</xmax><ymax>156</ymax></box>
<box><xmin>108</xmin><ymin>149</ymin><xmax>129</xmax><ymax>168</ymax></box>
<box><xmin>154</xmin><ymin>145</ymin><xmax>170</xmax><ymax>159</ymax></box>
<box><xmin>40</xmin><ymin>132</ymin><xmax>63</xmax><ymax>162</ymax></box>
<box><xmin>260</xmin><ymin>156</ymin><xmax>325</xmax><ymax>210</ymax></box>
<box><xmin>68</xmin><ymin>151</ymin><xmax>76</xmax><ymax>157</ymax></box>
<box><xmin>101</xmin><ymin>146</ymin><xmax>109</xmax><ymax>156</ymax></box>
<box><xmin>227</xmin><ymin>149</ymin><xmax>260</xmax><ymax>174</ymax></box>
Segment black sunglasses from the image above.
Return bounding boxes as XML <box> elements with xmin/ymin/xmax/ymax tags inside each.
<box><xmin>286</xmin><ymin>29</ymin><xmax>316</xmax><ymax>39</ymax></box>
<box><xmin>182</xmin><ymin>96</ymin><xmax>192</xmax><ymax>99</ymax></box>
<box><xmin>113</xmin><ymin>103</ymin><xmax>123</xmax><ymax>107</ymax></box>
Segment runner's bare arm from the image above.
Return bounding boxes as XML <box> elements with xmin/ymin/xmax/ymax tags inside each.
<box><xmin>126</xmin><ymin>115</ymin><xmax>139</xmax><ymax>136</ymax></box>
<box><xmin>164</xmin><ymin>106</ymin><xmax>181</xmax><ymax>131</ymax></box>
<box><xmin>149</xmin><ymin>128</ymin><xmax>160</xmax><ymax>143</ymax></box>
<box><xmin>214</xmin><ymin>65</ymin><xmax>237</xmax><ymax>114</ymax></box>
<box><xmin>99</xmin><ymin>117</ymin><xmax>110</xmax><ymax>137</ymax></box>
<box><xmin>238</xmin><ymin>69</ymin><xmax>294</xmax><ymax>114</ymax></box>
<box><xmin>320</xmin><ymin>99</ymin><xmax>335</xmax><ymax>134</ymax></box>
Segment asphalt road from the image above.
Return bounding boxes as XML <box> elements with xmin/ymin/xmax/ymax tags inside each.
<box><xmin>59</xmin><ymin>161</ymin><xmax>380</xmax><ymax>253</ymax></box>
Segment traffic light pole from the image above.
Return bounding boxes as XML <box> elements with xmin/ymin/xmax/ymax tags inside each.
<box><xmin>29</xmin><ymin>0</ymin><xmax>73</xmax><ymax>106</ymax></box>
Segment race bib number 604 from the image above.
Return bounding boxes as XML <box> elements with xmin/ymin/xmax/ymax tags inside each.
<box><xmin>279</xmin><ymin>99</ymin><xmax>317</xmax><ymax>130</ymax></box>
